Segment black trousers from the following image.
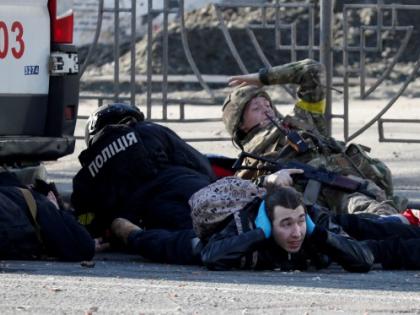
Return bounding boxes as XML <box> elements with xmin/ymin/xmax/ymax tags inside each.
<box><xmin>132</xmin><ymin>167</ymin><xmax>212</xmax><ymax>230</ymax></box>
<box><xmin>335</xmin><ymin>214</ymin><xmax>420</xmax><ymax>269</ymax></box>
<box><xmin>127</xmin><ymin>228</ymin><xmax>200</xmax><ymax>265</ymax></box>
<box><xmin>122</xmin><ymin>167</ymin><xmax>210</xmax><ymax>265</ymax></box>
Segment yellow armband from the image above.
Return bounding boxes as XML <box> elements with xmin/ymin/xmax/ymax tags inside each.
<box><xmin>296</xmin><ymin>99</ymin><xmax>326</xmax><ymax>114</ymax></box>
<box><xmin>78</xmin><ymin>212</ymin><xmax>96</xmax><ymax>226</ymax></box>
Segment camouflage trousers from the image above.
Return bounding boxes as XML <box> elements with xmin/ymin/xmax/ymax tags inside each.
<box><xmin>346</xmin><ymin>193</ymin><xmax>399</xmax><ymax>215</ymax></box>
<box><xmin>321</xmin><ymin>178</ymin><xmax>406</xmax><ymax>215</ymax></box>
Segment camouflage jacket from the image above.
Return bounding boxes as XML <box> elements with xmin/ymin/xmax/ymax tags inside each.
<box><xmin>235</xmin><ymin>60</ymin><xmax>397</xmax><ymax>210</ymax></box>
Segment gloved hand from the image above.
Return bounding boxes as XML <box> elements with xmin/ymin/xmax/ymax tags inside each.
<box><xmin>305</xmin><ymin>213</ymin><xmax>316</xmax><ymax>236</ymax></box>
<box><xmin>254</xmin><ymin>200</ymin><xmax>271</xmax><ymax>238</ymax></box>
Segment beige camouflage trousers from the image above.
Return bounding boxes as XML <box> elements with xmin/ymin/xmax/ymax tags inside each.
<box><xmin>321</xmin><ymin>177</ymin><xmax>405</xmax><ymax>215</ymax></box>
<box><xmin>346</xmin><ymin>193</ymin><xmax>400</xmax><ymax>215</ymax></box>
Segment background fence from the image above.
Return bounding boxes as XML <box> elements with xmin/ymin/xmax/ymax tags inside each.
<box><xmin>74</xmin><ymin>0</ymin><xmax>420</xmax><ymax>143</ymax></box>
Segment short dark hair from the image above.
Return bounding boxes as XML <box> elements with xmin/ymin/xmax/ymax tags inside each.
<box><xmin>264</xmin><ymin>187</ymin><xmax>305</xmax><ymax>220</ymax></box>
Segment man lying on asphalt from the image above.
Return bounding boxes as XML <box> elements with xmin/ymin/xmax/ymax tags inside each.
<box><xmin>110</xmin><ymin>170</ymin><xmax>420</xmax><ymax>271</ymax></box>
<box><xmin>0</xmin><ymin>170</ymin><xmax>94</xmax><ymax>261</ymax></box>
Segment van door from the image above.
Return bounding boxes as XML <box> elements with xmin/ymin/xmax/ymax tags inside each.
<box><xmin>0</xmin><ymin>0</ymin><xmax>50</xmax><ymax>135</ymax></box>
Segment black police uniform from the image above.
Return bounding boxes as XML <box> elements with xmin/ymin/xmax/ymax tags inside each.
<box><xmin>72</xmin><ymin>121</ymin><xmax>215</xmax><ymax>263</ymax></box>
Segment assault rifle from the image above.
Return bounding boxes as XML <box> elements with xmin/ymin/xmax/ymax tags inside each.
<box><xmin>232</xmin><ymin>151</ymin><xmax>376</xmax><ymax>204</ymax></box>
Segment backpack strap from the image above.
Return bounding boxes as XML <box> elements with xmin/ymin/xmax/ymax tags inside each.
<box><xmin>236</xmin><ymin>198</ymin><xmax>262</xmax><ymax>269</ymax></box>
<box><xmin>18</xmin><ymin>188</ymin><xmax>43</xmax><ymax>244</ymax></box>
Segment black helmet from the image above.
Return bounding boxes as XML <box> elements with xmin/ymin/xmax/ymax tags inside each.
<box><xmin>85</xmin><ymin>103</ymin><xmax>144</xmax><ymax>146</ymax></box>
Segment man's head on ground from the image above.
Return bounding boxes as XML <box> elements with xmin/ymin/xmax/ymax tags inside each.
<box><xmin>85</xmin><ymin>103</ymin><xmax>144</xmax><ymax>146</ymax></box>
<box><xmin>265</xmin><ymin>187</ymin><xmax>306</xmax><ymax>253</ymax></box>
<box><xmin>222</xmin><ymin>85</ymin><xmax>278</xmax><ymax>144</ymax></box>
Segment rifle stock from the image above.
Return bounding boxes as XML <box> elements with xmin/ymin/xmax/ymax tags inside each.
<box><xmin>234</xmin><ymin>151</ymin><xmax>376</xmax><ymax>199</ymax></box>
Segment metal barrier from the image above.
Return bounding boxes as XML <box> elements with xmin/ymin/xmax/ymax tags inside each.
<box><xmin>145</xmin><ymin>0</ymin><xmax>220</xmax><ymax>122</ymax></box>
<box><xmin>341</xmin><ymin>2</ymin><xmax>420</xmax><ymax>142</ymax></box>
<box><xmin>78</xmin><ymin>0</ymin><xmax>137</xmax><ymax>106</ymax></box>
<box><xmin>77</xmin><ymin>0</ymin><xmax>420</xmax><ymax>143</ymax></box>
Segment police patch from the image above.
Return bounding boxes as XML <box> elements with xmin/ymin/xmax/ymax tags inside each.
<box><xmin>88</xmin><ymin>132</ymin><xmax>138</xmax><ymax>178</ymax></box>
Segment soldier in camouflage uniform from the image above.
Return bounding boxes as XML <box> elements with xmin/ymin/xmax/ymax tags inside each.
<box><xmin>222</xmin><ymin>59</ymin><xmax>407</xmax><ymax>217</ymax></box>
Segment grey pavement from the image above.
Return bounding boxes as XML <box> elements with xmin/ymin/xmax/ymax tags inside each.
<box><xmin>2</xmin><ymin>95</ymin><xmax>420</xmax><ymax>314</ymax></box>
<box><xmin>1</xmin><ymin>255</ymin><xmax>420</xmax><ymax>314</ymax></box>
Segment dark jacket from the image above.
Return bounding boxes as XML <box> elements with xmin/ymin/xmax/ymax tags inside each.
<box><xmin>72</xmin><ymin>121</ymin><xmax>215</xmax><ymax>233</ymax></box>
<box><xmin>0</xmin><ymin>172</ymin><xmax>94</xmax><ymax>261</ymax></box>
<box><xmin>201</xmin><ymin>202</ymin><xmax>374</xmax><ymax>272</ymax></box>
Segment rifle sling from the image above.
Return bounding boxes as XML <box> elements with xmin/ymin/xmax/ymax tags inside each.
<box><xmin>18</xmin><ymin>188</ymin><xmax>43</xmax><ymax>244</ymax></box>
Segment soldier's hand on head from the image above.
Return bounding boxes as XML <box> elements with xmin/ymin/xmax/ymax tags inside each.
<box><xmin>264</xmin><ymin>169</ymin><xmax>304</xmax><ymax>187</ymax></box>
<box><xmin>227</xmin><ymin>73</ymin><xmax>262</xmax><ymax>87</ymax></box>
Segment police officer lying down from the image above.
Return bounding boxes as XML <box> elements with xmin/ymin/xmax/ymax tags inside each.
<box><xmin>71</xmin><ymin>103</ymin><xmax>215</xmax><ymax>264</ymax></box>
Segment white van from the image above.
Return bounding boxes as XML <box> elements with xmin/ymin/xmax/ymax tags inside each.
<box><xmin>0</xmin><ymin>0</ymin><xmax>79</xmax><ymax>174</ymax></box>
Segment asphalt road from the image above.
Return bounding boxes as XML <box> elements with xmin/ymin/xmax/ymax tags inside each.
<box><xmin>1</xmin><ymin>254</ymin><xmax>420</xmax><ymax>314</ymax></box>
